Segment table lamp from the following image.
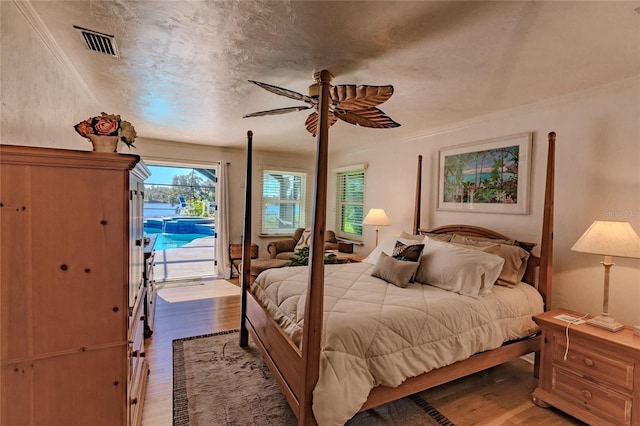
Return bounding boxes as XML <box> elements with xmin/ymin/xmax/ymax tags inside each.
<box><xmin>571</xmin><ymin>220</ymin><xmax>640</xmax><ymax>332</ymax></box>
<box><xmin>363</xmin><ymin>208</ymin><xmax>391</xmax><ymax>247</ymax></box>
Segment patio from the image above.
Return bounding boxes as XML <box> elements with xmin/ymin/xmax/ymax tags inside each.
<box><xmin>153</xmin><ymin>236</ymin><xmax>217</xmax><ymax>283</ymax></box>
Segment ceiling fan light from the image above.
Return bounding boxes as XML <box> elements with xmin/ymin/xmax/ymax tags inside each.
<box><xmin>308</xmin><ymin>83</ymin><xmax>320</xmax><ymax>98</ymax></box>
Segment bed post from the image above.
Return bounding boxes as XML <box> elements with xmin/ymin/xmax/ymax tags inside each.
<box><xmin>239</xmin><ymin>130</ymin><xmax>253</xmax><ymax>347</ymax></box>
<box><xmin>413</xmin><ymin>155</ymin><xmax>423</xmax><ymax>234</ymax></box>
<box><xmin>299</xmin><ymin>70</ymin><xmax>332</xmax><ymax>426</ymax></box>
<box><xmin>538</xmin><ymin>131</ymin><xmax>555</xmax><ymax>309</ymax></box>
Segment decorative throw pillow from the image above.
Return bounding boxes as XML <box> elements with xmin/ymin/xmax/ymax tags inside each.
<box><xmin>362</xmin><ymin>236</ymin><xmax>428</xmax><ymax>265</ymax></box>
<box><xmin>392</xmin><ymin>241</ymin><xmax>425</xmax><ymax>262</ymax></box>
<box><xmin>371</xmin><ymin>252</ymin><xmax>420</xmax><ymax>288</ymax></box>
<box><xmin>495</xmin><ymin>244</ymin><xmax>530</xmax><ymax>287</ymax></box>
<box><xmin>294</xmin><ymin>228</ymin><xmax>312</xmax><ymax>251</ymax></box>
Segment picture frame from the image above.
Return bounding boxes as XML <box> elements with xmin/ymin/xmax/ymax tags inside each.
<box><xmin>437</xmin><ymin>132</ymin><xmax>532</xmax><ymax>214</ymax></box>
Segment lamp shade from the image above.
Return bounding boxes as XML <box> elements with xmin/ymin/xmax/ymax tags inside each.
<box><xmin>363</xmin><ymin>208</ymin><xmax>391</xmax><ymax>227</ymax></box>
<box><xmin>571</xmin><ymin>221</ymin><xmax>640</xmax><ymax>259</ymax></box>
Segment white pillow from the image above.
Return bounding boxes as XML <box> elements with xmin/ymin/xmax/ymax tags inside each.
<box><xmin>396</xmin><ymin>231</ymin><xmax>425</xmax><ymax>241</ymax></box>
<box><xmin>362</xmin><ymin>236</ymin><xmax>428</xmax><ymax>265</ymax></box>
<box><xmin>450</xmin><ymin>234</ymin><xmax>530</xmax><ymax>287</ymax></box>
<box><xmin>414</xmin><ymin>238</ymin><xmax>505</xmax><ymax>298</ymax></box>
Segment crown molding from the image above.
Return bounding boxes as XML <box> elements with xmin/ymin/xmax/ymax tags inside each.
<box><xmin>12</xmin><ymin>0</ymin><xmax>98</xmax><ymax>103</ymax></box>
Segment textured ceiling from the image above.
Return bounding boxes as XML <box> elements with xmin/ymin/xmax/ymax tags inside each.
<box><xmin>29</xmin><ymin>1</ymin><xmax>640</xmax><ymax>154</ymax></box>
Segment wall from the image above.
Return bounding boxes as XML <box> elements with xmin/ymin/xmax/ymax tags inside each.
<box><xmin>329</xmin><ymin>77</ymin><xmax>640</xmax><ymax>326</ymax></box>
<box><xmin>1</xmin><ymin>1</ymin><xmax>96</xmax><ymax>150</ymax></box>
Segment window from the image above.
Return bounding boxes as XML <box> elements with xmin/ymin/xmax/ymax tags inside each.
<box><xmin>261</xmin><ymin>170</ymin><xmax>306</xmax><ymax>235</ymax></box>
<box><xmin>335</xmin><ymin>167</ymin><xmax>366</xmax><ymax>241</ymax></box>
<box><xmin>144</xmin><ymin>165</ymin><xmax>217</xmax><ymax>219</ymax></box>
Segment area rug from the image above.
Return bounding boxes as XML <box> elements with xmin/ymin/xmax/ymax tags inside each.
<box><xmin>173</xmin><ymin>330</ymin><xmax>455</xmax><ymax>425</ymax></box>
<box><xmin>160</xmin><ymin>279</ymin><xmax>240</xmax><ymax>303</ymax></box>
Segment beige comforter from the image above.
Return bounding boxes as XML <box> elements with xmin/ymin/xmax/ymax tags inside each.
<box><xmin>251</xmin><ymin>262</ymin><xmax>543</xmax><ymax>426</ymax></box>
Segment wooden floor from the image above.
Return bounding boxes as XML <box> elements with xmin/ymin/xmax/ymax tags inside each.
<box><xmin>140</xmin><ymin>278</ymin><xmax>584</xmax><ymax>426</ymax></box>
<box><xmin>141</xmin><ymin>279</ymin><xmax>241</xmax><ymax>426</ymax></box>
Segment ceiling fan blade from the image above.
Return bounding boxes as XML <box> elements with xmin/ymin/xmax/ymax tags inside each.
<box><xmin>333</xmin><ymin>107</ymin><xmax>401</xmax><ymax>129</ymax></box>
<box><xmin>243</xmin><ymin>105</ymin><xmax>312</xmax><ymax>118</ymax></box>
<box><xmin>248</xmin><ymin>80</ymin><xmax>316</xmax><ymax>104</ymax></box>
<box><xmin>304</xmin><ymin>111</ymin><xmax>338</xmax><ymax>136</ymax></box>
<box><xmin>330</xmin><ymin>85</ymin><xmax>394</xmax><ymax>111</ymax></box>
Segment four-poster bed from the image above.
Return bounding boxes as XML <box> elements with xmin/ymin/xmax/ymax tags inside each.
<box><xmin>239</xmin><ymin>71</ymin><xmax>556</xmax><ymax>425</ymax></box>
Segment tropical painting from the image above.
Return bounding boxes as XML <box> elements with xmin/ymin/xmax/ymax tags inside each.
<box><xmin>438</xmin><ymin>133</ymin><xmax>531</xmax><ymax>214</ymax></box>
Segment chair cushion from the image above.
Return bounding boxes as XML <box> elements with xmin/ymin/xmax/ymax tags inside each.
<box><xmin>249</xmin><ymin>259</ymin><xmax>290</xmax><ymax>276</ymax></box>
<box><xmin>275</xmin><ymin>251</ymin><xmax>297</xmax><ymax>260</ymax></box>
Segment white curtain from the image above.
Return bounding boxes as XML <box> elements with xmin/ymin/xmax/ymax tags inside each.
<box><xmin>215</xmin><ymin>161</ymin><xmax>232</xmax><ymax>279</ymax></box>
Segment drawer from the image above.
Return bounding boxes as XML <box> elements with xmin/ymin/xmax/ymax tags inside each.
<box><xmin>128</xmin><ymin>358</ymin><xmax>149</xmax><ymax>426</ymax></box>
<box><xmin>552</xmin><ymin>331</ymin><xmax>635</xmax><ymax>392</ymax></box>
<box><xmin>145</xmin><ymin>254</ymin><xmax>155</xmax><ymax>279</ymax></box>
<box><xmin>552</xmin><ymin>367</ymin><xmax>632</xmax><ymax>425</ymax></box>
<box><xmin>145</xmin><ymin>282</ymin><xmax>157</xmax><ymax>335</ymax></box>
<box><xmin>128</xmin><ymin>296</ymin><xmax>145</xmax><ymax>382</ymax></box>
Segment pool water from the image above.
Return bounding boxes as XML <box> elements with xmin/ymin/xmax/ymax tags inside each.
<box><xmin>144</xmin><ymin>228</ymin><xmax>204</xmax><ymax>250</ymax></box>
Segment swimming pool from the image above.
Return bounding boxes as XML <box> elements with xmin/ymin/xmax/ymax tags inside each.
<box><xmin>144</xmin><ymin>217</ymin><xmax>215</xmax><ymax>236</ymax></box>
<box><xmin>144</xmin><ymin>228</ymin><xmax>205</xmax><ymax>250</ymax></box>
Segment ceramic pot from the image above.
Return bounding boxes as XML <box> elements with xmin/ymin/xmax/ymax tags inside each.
<box><xmin>88</xmin><ymin>134</ymin><xmax>119</xmax><ymax>152</ymax></box>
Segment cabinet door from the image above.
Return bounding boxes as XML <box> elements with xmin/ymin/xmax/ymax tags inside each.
<box><xmin>3</xmin><ymin>345</ymin><xmax>127</xmax><ymax>426</ymax></box>
<box><xmin>129</xmin><ymin>180</ymin><xmax>145</xmax><ymax>309</ymax></box>
<box><xmin>30</xmin><ymin>166</ymin><xmax>127</xmax><ymax>354</ymax></box>
<box><xmin>1</xmin><ymin>164</ymin><xmax>32</xmax><ymax>360</ymax></box>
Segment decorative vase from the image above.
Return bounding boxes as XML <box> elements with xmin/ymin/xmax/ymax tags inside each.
<box><xmin>88</xmin><ymin>134</ymin><xmax>119</xmax><ymax>152</ymax></box>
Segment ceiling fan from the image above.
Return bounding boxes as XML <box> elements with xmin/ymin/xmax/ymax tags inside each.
<box><xmin>243</xmin><ymin>71</ymin><xmax>400</xmax><ymax>136</ymax></box>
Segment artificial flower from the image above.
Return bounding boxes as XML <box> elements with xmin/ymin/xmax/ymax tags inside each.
<box><xmin>73</xmin><ymin>112</ymin><xmax>137</xmax><ymax>148</ymax></box>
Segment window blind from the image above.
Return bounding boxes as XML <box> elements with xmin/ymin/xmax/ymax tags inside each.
<box><xmin>261</xmin><ymin>170</ymin><xmax>306</xmax><ymax>235</ymax></box>
<box><xmin>335</xmin><ymin>168</ymin><xmax>365</xmax><ymax>241</ymax></box>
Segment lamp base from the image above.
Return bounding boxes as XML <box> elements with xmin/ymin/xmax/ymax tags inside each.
<box><xmin>586</xmin><ymin>315</ymin><xmax>624</xmax><ymax>332</ymax></box>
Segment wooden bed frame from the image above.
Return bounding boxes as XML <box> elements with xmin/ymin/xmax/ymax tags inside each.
<box><xmin>239</xmin><ymin>71</ymin><xmax>556</xmax><ymax>425</ymax></box>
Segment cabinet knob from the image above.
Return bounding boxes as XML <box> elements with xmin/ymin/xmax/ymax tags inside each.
<box><xmin>131</xmin><ymin>397</ymin><xmax>138</xmax><ymax>405</ymax></box>
<box><xmin>581</xmin><ymin>389</ymin><xmax>592</xmax><ymax>399</ymax></box>
<box><xmin>583</xmin><ymin>357</ymin><xmax>595</xmax><ymax>367</ymax></box>
<box><xmin>132</xmin><ymin>350</ymin><xmax>140</xmax><ymax>357</ymax></box>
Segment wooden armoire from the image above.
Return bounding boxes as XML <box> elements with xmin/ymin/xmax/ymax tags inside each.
<box><xmin>1</xmin><ymin>145</ymin><xmax>150</xmax><ymax>425</ymax></box>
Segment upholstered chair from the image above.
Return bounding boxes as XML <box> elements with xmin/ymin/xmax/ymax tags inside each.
<box><xmin>267</xmin><ymin>228</ymin><xmax>339</xmax><ymax>260</ymax></box>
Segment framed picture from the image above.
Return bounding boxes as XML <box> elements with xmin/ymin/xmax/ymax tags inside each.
<box><xmin>438</xmin><ymin>132</ymin><xmax>532</xmax><ymax>214</ymax></box>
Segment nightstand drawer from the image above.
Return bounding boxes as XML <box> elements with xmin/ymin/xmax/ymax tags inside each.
<box><xmin>552</xmin><ymin>367</ymin><xmax>632</xmax><ymax>425</ymax></box>
<box><xmin>552</xmin><ymin>331</ymin><xmax>635</xmax><ymax>392</ymax></box>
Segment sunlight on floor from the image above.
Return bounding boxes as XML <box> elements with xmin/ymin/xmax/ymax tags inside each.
<box><xmin>158</xmin><ymin>279</ymin><xmax>240</xmax><ymax>303</ymax></box>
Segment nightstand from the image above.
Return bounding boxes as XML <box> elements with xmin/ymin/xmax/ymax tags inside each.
<box><xmin>532</xmin><ymin>309</ymin><xmax>640</xmax><ymax>425</ymax></box>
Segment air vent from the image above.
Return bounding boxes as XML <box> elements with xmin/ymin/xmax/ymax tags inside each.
<box><xmin>73</xmin><ymin>25</ymin><xmax>119</xmax><ymax>57</ymax></box>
